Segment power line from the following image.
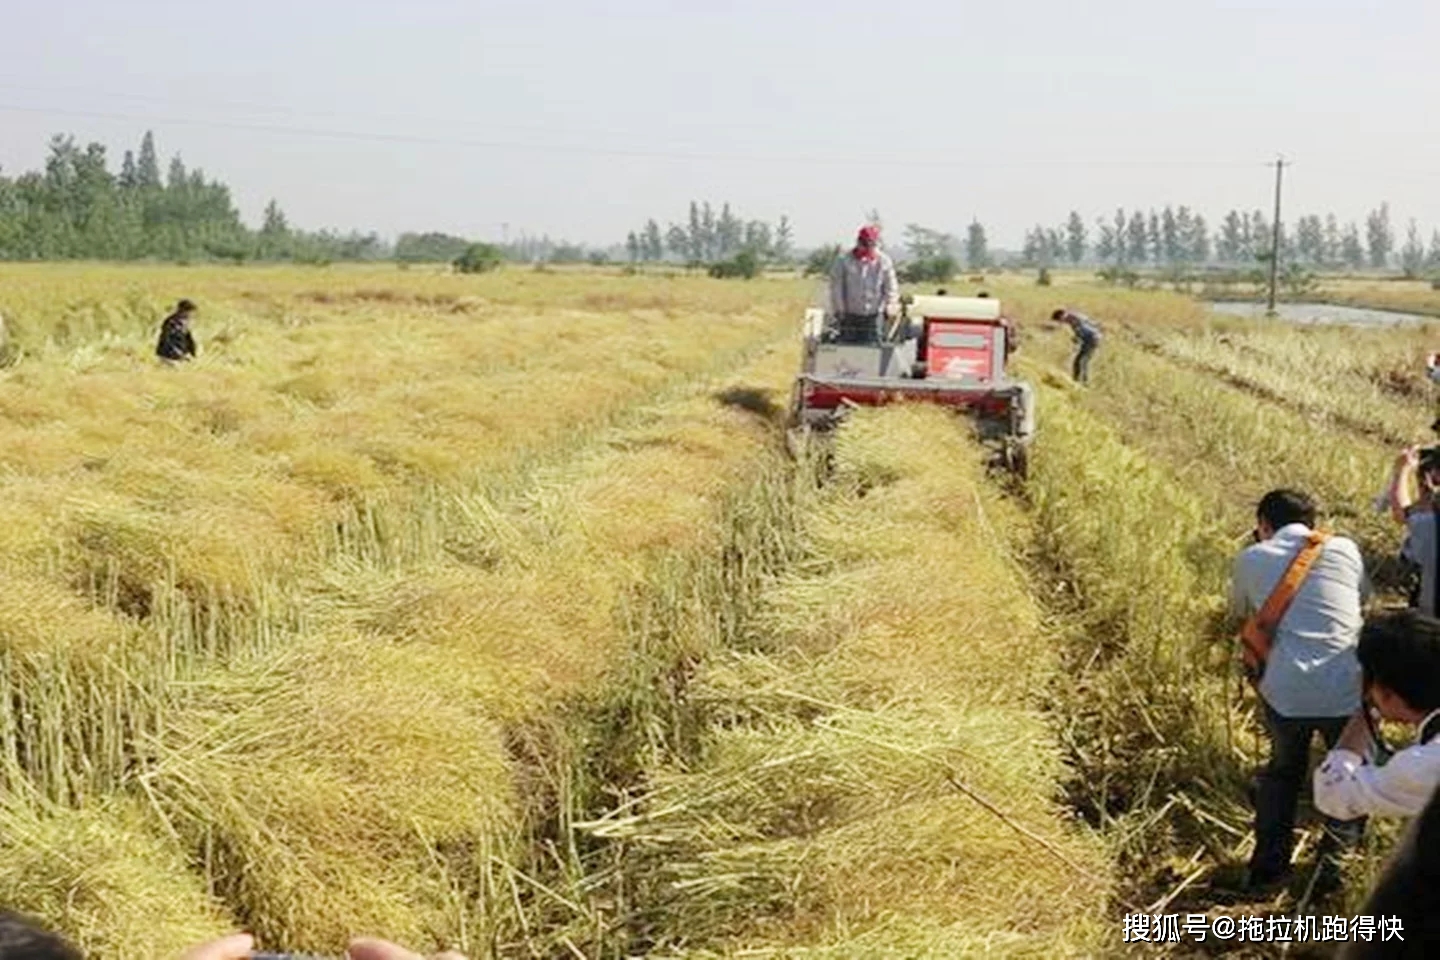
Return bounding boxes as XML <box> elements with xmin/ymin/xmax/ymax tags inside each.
<box><xmin>0</xmin><ymin>101</ymin><xmax>1275</xmax><ymax>171</ymax></box>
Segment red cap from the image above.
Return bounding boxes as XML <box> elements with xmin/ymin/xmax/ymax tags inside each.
<box><xmin>857</xmin><ymin>225</ymin><xmax>879</xmax><ymax>245</ymax></box>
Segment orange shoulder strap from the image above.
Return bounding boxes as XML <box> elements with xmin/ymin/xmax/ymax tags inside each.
<box><xmin>1250</xmin><ymin>531</ymin><xmax>1332</xmax><ymax>633</ymax></box>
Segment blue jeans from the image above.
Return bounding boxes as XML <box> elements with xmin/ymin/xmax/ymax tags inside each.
<box><xmin>1072</xmin><ymin>340</ymin><xmax>1098</xmax><ymax>382</ymax></box>
<box><xmin>1250</xmin><ymin>702</ymin><xmax>1366</xmax><ymax>879</ymax></box>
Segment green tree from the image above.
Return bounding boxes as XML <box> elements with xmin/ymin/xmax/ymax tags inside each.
<box><xmin>1323</xmin><ymin>215</ymin><xmax>1341</xmax><ymax>268</ymax></box>
<box><xmin>772</xmin><ymin>215</ymin><xmax>793</xmax><ymax>263</ymax></box>
<box><xmin>454</xmin><ymin>242</ymin><xmax>503</xmax><ymax>273</ymax></box>
<box><xmin>1218</xmin><ymin>211</ymin><xmax>1244</xmax><ymax>263</ymax></box>
<box><xmin>804</xmin><ymin>244</ymin><xmax>842</xmax><ymax>277</ymax></box>
<box><xmin>1065</xmin><ymin>210</ymin><xmax>1087</xmax><ymax>264</ymax></box>
<box><xmin>665</xmin><ymin>224</ymin><xmax>689</xmax><ymax>261</ymax></box>
<box><xmin>1341</xmin><ymin>222</ymin><xmax>1365</xmax><ymax>269</ymax></box>
<box><xmin>1366</xmin><ymin>203</ymin><xmax>1393</xmax><ymax>269</ymax></box>
<box><xmin>642</xmin><ymin>219</ymin><xmax>663</xmax><ymax>261</ymax></box>
<box><xmin>136</xmin><ymin>131</ymin><xmax>161</xmax><ymax>189</ymax></box>
<box><xmin>964</xmin><ymin>219</ymin><xmax>988</xmax><ymax>269</ymax></box>
<box><xmin>707</xmin><ymin>247</ymin><xmax>760</xmax><ymax>279</ymax></box>
<box><xmin>1094</xmin><ymin>217</ymin><xmax>1117</xmax><ymax>264</ymax></box>
<box><xmin>1126</xmin><ymin>211</ymin><xmax>1148</xmax><ymax>264</ymax></box>
<box><xmin>1401</xmin><ymin>219</ymin><xmax>1425</xmax><ymax>277</ymax></box>
<box><xmin>626</xmin><ymin>231</ymin><xmax>640</xmax><ymax>263</ymax></box>
<box><xmin>1160</xmin><ymin>207</ymin><xmax>1180</xmax><ymax>264</ymax></box>
<box><xmin>1189</xmin><ymin>214</ymin><xmax>1210</xmax><ymax>264</ymax></box>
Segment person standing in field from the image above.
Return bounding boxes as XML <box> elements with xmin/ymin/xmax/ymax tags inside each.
<box><xmin>1385</xmin><ymin>444</ymin><xmax>1440</xmax><ymax>613</ymax></box>
<box><xmin>828</xmin><ymin>225</ymin><xmax>898</xmax><ymax>344</ymax></box>
<box><xmin>155</xmin><ymin>298</ymin><xmax>198</xmax><ymax>362</ymax></box>
<box><xmin>1229</xmin><ymin>488</ymin><xmax>1368</xmax><ymax>892</ymax></box>
<box><xmin>1051</xmin><ymin>308</ymin><xmax>1100</xmax><ymax>382</ymax></box>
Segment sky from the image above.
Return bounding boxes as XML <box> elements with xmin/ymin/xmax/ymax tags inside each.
<box><xmin>1</xmin><ymin>0</ymin><xmax>1437</xmax><ymax>248</ymax></box>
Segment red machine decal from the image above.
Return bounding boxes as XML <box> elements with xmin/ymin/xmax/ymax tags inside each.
<box><xmin>924</xmin><ymin>320</ymin><xmax>999</xmax><ymax>382</ymax></box>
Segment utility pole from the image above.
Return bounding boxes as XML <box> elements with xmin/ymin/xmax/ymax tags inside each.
<box><xmin>1266</xmin><ymin>156</ymin><xmax>1285</xmax><ymax>316</ymax></box>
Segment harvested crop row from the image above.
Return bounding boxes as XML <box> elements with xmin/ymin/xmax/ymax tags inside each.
<box><xmin>0</xmin><ymin>274</ymin><xmax>802</xmax><ymax>803</ymax></box>
<box><xmin>1011</xmin><ymin>310</ymin><xmax>1405</xmax><ymax>918</ymax></box>
<box><xmin>578</xmin><ymin>407</ymin><xmax>1112</xmax><ymax>957</ymax></box>
<box><xmin>0</xmin><ymin>330</ymin><xmax>804</xmax><ymax>957</ymax></box>
<box><xmin>1016</xmin><ymin>332</ymin><xmax>1401</xmax><ymax>570</ymax></box>
<box><xmin>1020</xmin><ymin>378</ymin><xmax>1244</xmax><ymax>865</ymax></box>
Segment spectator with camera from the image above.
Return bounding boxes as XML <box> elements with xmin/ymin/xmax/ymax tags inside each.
<box><xmin>1229</xmin><ymin>488</ymin><xmax>1369</xmax><ymax>891</ymax></box>
<box><xmin>1314</xmin><ymin>609</ymin><xmax>1440</xmax><ymax>822</ymax></box>
<box><xmin>1386</xmin><ymin>444</ymin><xmax>1440</xmax><ymax>615</ymax></box>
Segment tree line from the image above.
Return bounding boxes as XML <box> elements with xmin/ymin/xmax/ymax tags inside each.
<box><xmin>0</xmin><ymin>131</ymin><xmax>388</xmax><ymax>262</ymax></box>
<box><xmin>1014</xmin><ymin>203</ymin><xmax>1440</xmax><ymax>274</ymax></box>
<box><xmin>624</xmin><ymin>201</ymin><xmax>793</xmax><ymax>265</ymax></box>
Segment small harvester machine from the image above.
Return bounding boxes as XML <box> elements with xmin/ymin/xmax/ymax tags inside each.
<box><xmin>787</xmin><ymin>294</ymin><xmax>1035</xmax><ymax>475</ymax></box>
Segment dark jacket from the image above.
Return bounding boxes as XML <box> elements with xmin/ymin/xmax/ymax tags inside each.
<box><xmin>156</xmin><ymin>312</ymin><xmax>196</xmax><ymax>361</ymax></box>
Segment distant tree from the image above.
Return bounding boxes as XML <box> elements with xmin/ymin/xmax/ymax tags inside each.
<box><xmin>626</xmin><ymin>231</ymin><xmax>640</xmax><ymax>263</ymax></box>
<box><xmin>454</xmin><ymin>242</ymin><xmax>503</xmax><ymax>273</ymax></box>
<box><xmin>1248</xmin><ymin>210</ymin><xmax>1270</xmax><ymax>261</ymax></box>
<box><xmin>665</xmin><ymin>224</ymin><xmax>689</xmax><ymax>261</ymax></box>
<box><xmin>395</xmin><ymin>232</ymin><xmax>469</xmax><ymax>262</ymax></box>
<box><xmin>1021</xmin><ymin>226</ymin><xmax>1046</xmax><ymax>267</ymax></box>
<box><xmin>546</xmin><ymin>242</ymin><xmax>588</xmax><ymax>263</ymax></box>
<box><xmin>964</xmin><ymin>219</ymin><xmax>989</xmax><ymax>269</ymax></box>
<box><xmin>1341</xmin><ymin>222</ymin><xmax>1366</xmax><ymax>269</ymax></box>
<box><xmin>1401</xmin><ymin>219</ymin><xmax>1425</xmax><ymax>277</ymax></box>
<box><xmin>700</xmin><ymin>202</ymin><xmax>717</xmax><ymax>259</ymax></box>
<box><xmin>1094</xmin><ymin>217</ymin><xmax>1117</xmax><ymax>264</ymax></box>
<box><xmin>1111</xmin><ymin>208</ymin><xmax>1128</xmax><ymax>264</ymax></box>
<box><xmin>1428</xmin><ymin>230</ymin><xmax>1440</xmax><ymax>271</ymax></box>
<box><xmin>904</xmin><ymin>222</ymin><xmax>959</xmax><ymax>280</ymax></box>
<box><xmin>804</xmin><ymin>243</ymin><xmax>842</xmax><ymax>277</ymax></box>
<box><xmin>1218</xmin><ymin>210</ymin><xmax>1244</xmax><ymax>263</ymax></box>
<box><xmin>899</xmin><ymin>254</ymin><xmax>957</xmax><ymax>284</ymax></box>
<box><xmin>1366</xmin><ymin>203</ymin><xmax>1394</xmax><ymax>269</ymax></box>
<box><xmin>118</xmin><ymin>150</ymin><xmax>138</xmax><ymax>190</ymax></box>
<box><xmin>1126</xmin><ymin>210</ymin><xmax>1148</xmax><ymax>264</ymax></box>
<box><xmin>1295</xmin><ymin>214</ymin><xmax>1324</xmax><ymax>265</ymax></box>
<box><xmin>708</xmin><ymin>247</ymin><xmax>760</xmax><ymax>279</ymax></box>
<box><xmin>1147</xmin><ymin>210</ymin><xmax>1162</xmax><ymax>263</ymax></box>
<box><xmin>166</xmin><ymin>155</ymin><xmax>187</xmax><ymax>191</ymax></box>
<box><xmin>136</xmin><ymin>131</ymin><xmax>161</xmax><ymax>189</ymax></box>
<box><xmin>1189</xmin><ymin>214</ymin><xmax>1211</xmax><ymax>264</ymax></box>
<box><xmin>642</xmin><ymin>218</ymin><xmax>663</xmax><ymax>261</ymax></box>
<box><xmin>903</xmin><ymin>223</ymin><xmax>954</xmax><ymax>260</ymax></box>
<box><xmin>1160</xmin><ymin>207</ymin><xmax>1180</xmax><ymax>264</ymax></box>
<box><xmin>1065</xmin><ymin>210</ymin><xmax>1087</xmax><ymax>263</ymax></box>
<box><xmin>1323</xmin><ymin>214</ymin><xmax>1341</xmax><ymax>268</ymax></box>
<box><xmin>742</xmin><ymin>220</ymin><xmax>772</xmax><ymax>258</ymax></box>
<box><xmin>772</xmin><ymin>215</ymin><xmax>793</xmax><ymax>263</ymax></box>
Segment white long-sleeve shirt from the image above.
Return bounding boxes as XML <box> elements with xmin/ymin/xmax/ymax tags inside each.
<box><xmin>1314</xmin><ymin>711</ymin><xmax>1440</xmax><ymax>820</ymax></box>
<box><xmin>828</xmin><ymin>250</ymin><xmax>898</xmax><ymax>319</ymax></box>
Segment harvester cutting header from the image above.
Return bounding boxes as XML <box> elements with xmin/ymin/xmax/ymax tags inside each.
<box><xmin>787</xmin><ymin>226</ymin><xmax>1036</xmax><ymax>474</ymax></box>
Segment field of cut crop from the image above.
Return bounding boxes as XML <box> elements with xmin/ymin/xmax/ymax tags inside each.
<box><xmin>0</xmin><ymin>263</ymin><xmax>1432</xmax><ymax>958</ymax></box>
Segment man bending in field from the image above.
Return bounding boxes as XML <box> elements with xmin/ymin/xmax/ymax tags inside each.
<box><xmin>155</xmin><ymin>298</ymin><xmax>198</xmax><ymax>362</ymax></box>
<box><xmin>1229</xmin><ymin>488</ymin><xmax>1368</xmax><ymax>893</ymax></box>
<box><xmin>828</xmin><ymin>225</ymin><xmax>898</xmax><ymax>344</ymax></box>
<box><xmin>1052</xmin><ymin>308</ymin><xmax>1100</xmax><ymax>383</ymax></box>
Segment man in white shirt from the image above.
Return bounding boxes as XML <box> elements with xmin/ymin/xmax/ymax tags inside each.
<box><xmin>1315</xmin><ymin>610</ymin><xmax>1440</xmax><ymax>822</ymax></box>
<box><xmin>1230</xmin><ymin>489</ymin><xmax>1369</xmax><ymax>890</ymax></box>
<box><xmin>828</xmin><ymin>225</ymin><xmax>899</xmax><ymax>344</ymax></box>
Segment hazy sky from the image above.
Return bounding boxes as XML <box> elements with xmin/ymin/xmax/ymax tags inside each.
<box><xmin>2</xmin><ymin>0</ymin><xmax>1436</xmax><ymax>248</ymax></box>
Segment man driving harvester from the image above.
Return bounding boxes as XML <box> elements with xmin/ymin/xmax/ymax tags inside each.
<box><xmin>828</xmin><ymin>225</ymin><xmax>899</xmax><ymax>344</ymax></box>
